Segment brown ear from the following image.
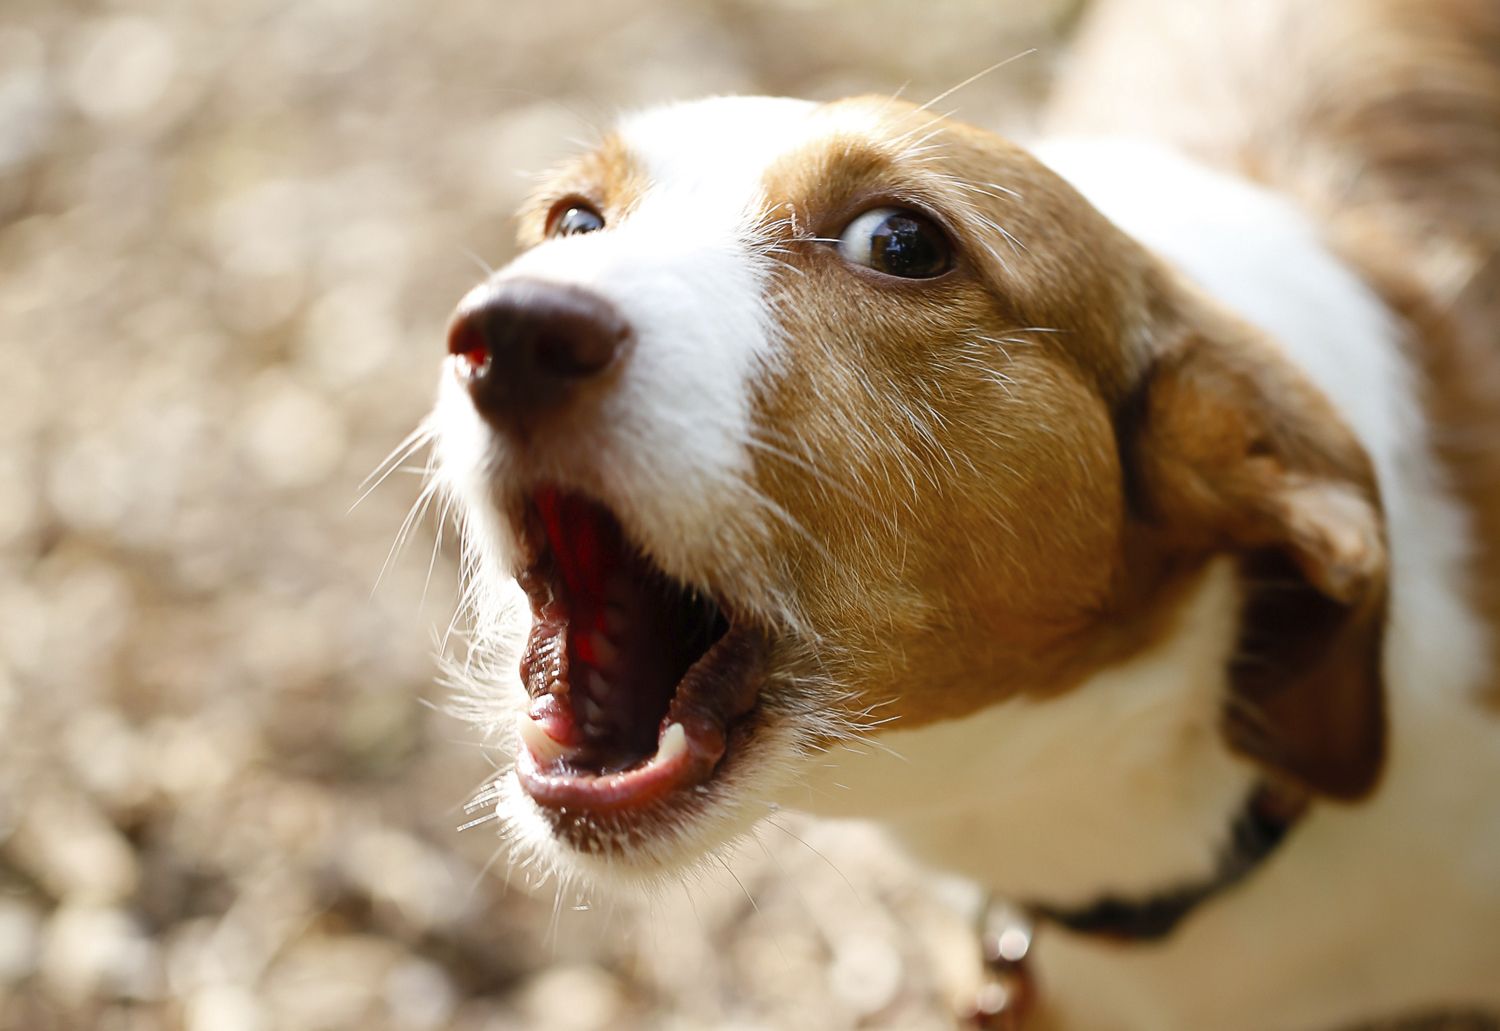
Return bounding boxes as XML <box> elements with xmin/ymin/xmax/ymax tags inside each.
<box><xmin>1123</xmin><ymin>302</ymin><xmax>1388</xmax><ymax>801</ymax></box>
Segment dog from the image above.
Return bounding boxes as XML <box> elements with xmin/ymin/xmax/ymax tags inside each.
<box><xmin>429</xmin><ymin>0</ymin><xmax>1500</xmax><ymax>1026</ymax></box>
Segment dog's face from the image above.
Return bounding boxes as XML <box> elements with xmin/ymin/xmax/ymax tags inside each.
<box><xmin>433</xmin><ymin>96</ymin><xmax>1387</xmax><ymax>891</ymax></box>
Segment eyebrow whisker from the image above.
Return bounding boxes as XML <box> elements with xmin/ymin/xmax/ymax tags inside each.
<box><xmin>913</xmin><ymin>48</ymin><xmax>1039</xmax><ymax>115</ymax></box>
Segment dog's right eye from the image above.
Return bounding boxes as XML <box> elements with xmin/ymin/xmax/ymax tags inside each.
<box><xmin>836</xmin><ymin>207</ymin><xmax>951</xmax><ymax>279</ymax></box>
<box><xmin>548</xmin><ymin>202</ymin><xmax>606</xmax><ymax>238</ymax></box>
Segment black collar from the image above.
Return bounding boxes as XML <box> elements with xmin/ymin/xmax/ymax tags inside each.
<box><xmin>1030</xmin><ymin>782</ymin><xmax>1307</xmax><ymax>941</ymax></box>
<box><xmin>967</xmin><ymin>785</ymin><xmax>1309</xmax><ymax>1025</ymax></box>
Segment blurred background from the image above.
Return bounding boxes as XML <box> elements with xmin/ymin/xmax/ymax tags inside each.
<box><xmin>0</xmin><ymin>1</ymin><xmax>1077</xmax><ymax>1028</ymax></box>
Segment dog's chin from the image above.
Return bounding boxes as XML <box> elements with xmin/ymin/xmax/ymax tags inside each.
<box><xmin>497</xmin><ymin>709</ymin><xmax>811</xmax><ymax>891</ymax></box>
<box><xmin>476</xmin><ymin>484</ymin><xmax>812</xmax><ymax>886</ymax></box>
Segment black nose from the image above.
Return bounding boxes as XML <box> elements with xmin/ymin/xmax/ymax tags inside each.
<box><xmin>447</xmin><ymin>279</ymin><xmax>631</xmax><ymax>427</ymax></box>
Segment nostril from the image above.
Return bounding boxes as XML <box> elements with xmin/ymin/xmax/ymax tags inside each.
<box><xmin>448</xmin><ymin>321</ymin><xmax>492</xmax><ymax>380</ymax></box>
<box><xmin>446</xmin><ymin>279</ymin><xmax>632</xmax><ymax>427</ymax></box>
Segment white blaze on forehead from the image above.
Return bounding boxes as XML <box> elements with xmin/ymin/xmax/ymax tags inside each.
<box><xmin>617</xmin><ymin>96</ymin><xmax>820</xmax><ymax>223</ymax></box>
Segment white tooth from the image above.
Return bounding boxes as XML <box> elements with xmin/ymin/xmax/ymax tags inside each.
<box><xmin>591</xmin><ymin>633</ymin><xmax>619</xmax><ymax>668</ymax></box>
<box><xmin>516</xmin><ymin>714</ymin><xmax>576</xmax><ymax>764</ymax></box>
<box><xmin>587</xmin><ymin>668</ymin><xmax>612</xmax><ymax>700</ymax></box>
<box><xmin>656</xmin><ymin>723</ymin><xmax>687</xmax><ymax>766</ymax></box>
<box><xmin>580</xmin><ymin>696</ymin><xmax>607</xmax><ymax>725</ymax></box>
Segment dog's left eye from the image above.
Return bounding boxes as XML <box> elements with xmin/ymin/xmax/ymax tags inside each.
<box><xmin>549</xmin><ymin>202</ymin><xmax>606</xmax><ymax>237</ymax></box>
<box><xmin>837</xmin><ymin>207</ymin><xmax>951</xmax><ymax>279</ymax></box>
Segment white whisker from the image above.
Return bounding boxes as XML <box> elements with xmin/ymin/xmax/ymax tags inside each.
<box><xmin>352</xmin><ymin>421</ymin><xmax>435</xmax><ymax>512</ymax></box>
<box><xmin>914</xmin><ymin>48</ymin><xmax>1038</xmax><ymax>115</ymax></box>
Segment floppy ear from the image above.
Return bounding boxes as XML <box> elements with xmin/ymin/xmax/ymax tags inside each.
<box><xmin>1122</xmin><ymin>296</ymin><xmax>1388</xmax><ymax>800</ymax></box>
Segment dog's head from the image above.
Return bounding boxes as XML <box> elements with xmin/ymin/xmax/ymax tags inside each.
<box><xmin>432</xmin><ymin>96</ymin><xmax>1386</xmax><ymax>892</ymax></box>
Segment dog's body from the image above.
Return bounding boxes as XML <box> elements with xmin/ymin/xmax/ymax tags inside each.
<box><xmin>431</xmin><ymin>1</ymin><xmax>1500</xmax><ymax>1027</ymax></box>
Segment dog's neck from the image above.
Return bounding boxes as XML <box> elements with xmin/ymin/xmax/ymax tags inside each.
<box><xmin>789</xmin><ymin>559</ymin><xmax>1261</xmax><ymax>909</ymax></box>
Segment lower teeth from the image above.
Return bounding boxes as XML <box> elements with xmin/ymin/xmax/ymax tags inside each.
<box><xmin>657</xmin><ymin>722</ymin><xmax>687</xmax><ymax>764</ymax></box>
<box><xmin>517</xmin><ymin>714</ymin><xmax>579</xmax><ymax>764</ymax></box>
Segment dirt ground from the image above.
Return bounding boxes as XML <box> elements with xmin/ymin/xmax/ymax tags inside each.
<box><xmin>0</xmin><ymin>1</ymin><xmax>1077</xmax><ymax>1028</ymax></box>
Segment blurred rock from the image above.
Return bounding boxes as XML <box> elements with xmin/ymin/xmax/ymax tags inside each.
<box><xmin>829</xmin><ymin>934</ymin><xmax>904</xmax><ymax>1019</ymax></box>
<box><xmin>10</xmin><ymin>786</ymin><xmax>139</xmax><ymax>905</ymax></box>
<box><xmin>298</xmin><ymin>283</ymin><xmax>404</xmax><ymax>391</ymax></box>
<box><xmin>238</xmin><ymin>371</ymin><xmax>348</xmax><ymax>490</ymax></box>
<box><xmin>262</xmin><ymin>933</ymin><xmax>402</xmax><ymax>1030</ymax></box>
<box><xmin>518</xmin><ymin>964</ymin><xmax>628</xmax><ymax>1031</ymax></box>
<box><xmin>0</xmin><ymin>27</ymin><xmax>55</xmax><ymax>172</ymax></box>
<box><xmin>38</xmin><ymin>904</ymin><xmax>160</xmax><ymax>1004</ymax></box>
<box><xmin>184</xmin><ymin>983</ymin><xmax>268</xmax><ymax>1031</ymax></box>
<box><xmin>339</xmin><ymin>826</ymin><xmax>464</xmax><ymax>934</ymax></box>
<box><xmin>145</xmin><ymin>715</ymin><xmax>248</xmax><ymax>800</ymax></box>
<box><xmin>65</xmin><ymin>16</ymin><xmax>178</xmax><ymax>125</ymax></box>
<box><xmin>384</xmin><ymin>957</ymin><xmax>459</xmax><ymax>1030</ymax></box>
<box><xmin>0</xmin><ymin>898</ymin><xmax>41</xmax><ymax>984</ymax></box>
<box><xmin>61</xmin><ymin>708</ymin><xmax>151</xmax><ymax>814</ymax></box>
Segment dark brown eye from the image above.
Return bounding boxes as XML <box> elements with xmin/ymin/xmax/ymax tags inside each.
<box><xmin>837</xmin><ymin>207</ymin><xmax>951</xmax><ymax>279</ymax></box>
<box><xmin>549</xmin><ymin>202</ymin><xmax>605</xmax><ymax>237</ymax></box>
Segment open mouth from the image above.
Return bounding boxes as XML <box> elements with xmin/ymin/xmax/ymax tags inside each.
<box><xmin>513</xmin><ymin>486</ymin><xmax>767</xmax><ymax>817</ymax></box>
